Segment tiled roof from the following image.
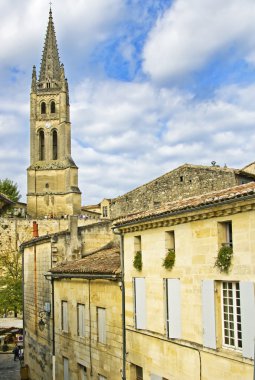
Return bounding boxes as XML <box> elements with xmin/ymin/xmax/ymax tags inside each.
<box><xmin>114</xmin><ymin>182</ymin><xmax>255</xmax><ymax>226</ymax></box>
<box><xmin>0</xmin><ymin>192</ymin><xmax>13</xmax><ymax>204</ymax></box>
<box><xmin>50</xmin><ymin>242</ymin><xmax>120</xmax><ymax>275</ymax></box>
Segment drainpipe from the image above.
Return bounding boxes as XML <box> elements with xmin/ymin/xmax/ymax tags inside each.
<box><xmin>52</xmin><ymin>279</ymin><xmax>55</xmax><ymax>380</ymax></box>
<box><xmin>112</xmin><ymin>227</ymin><xmax>126</xmax><ymax>380</ymax></box>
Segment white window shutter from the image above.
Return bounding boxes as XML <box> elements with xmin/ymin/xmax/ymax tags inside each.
<box><xmin>78</xmin><ymin>304</ymin><xmax>85</xmax><ymax>336</ymax></box>
<box><xmin>98</xmin><ymin>308</ymin><xmax>106</xmax><ymax>343</ymax></box>
<box><xmin>151</xmin><ymin>374</ymin><xmax>162</xmax><ymax>380</ymax></box>
<box><xmin>167</xmin><ymin>279</ymin><xmax>181</xmax><ymax>339</ymax></box>
<box><xmin>240</xmin><ymin>281</ymin><xmax>255</xmax><ymax>359</ymax></box>
<box><xmin>62</xmin><ymin>302</ymin><xmax>68</xmax><ymax>331</ymax></box>
<box><xmin>134</xmin><ymin>278</ymin><xmax>147</xmax><ymax>329</ymax></box>
<box><xmin>202</xmin><ymin>280</ymin><xmax>216</xmax><ymax>349</ymax></box>
<box><xmin>63</xmin><ymin>358</ymin><xmax>69</xmax><ymax>380</ymax></box>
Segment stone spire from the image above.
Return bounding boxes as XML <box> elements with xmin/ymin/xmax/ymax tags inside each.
<box><xmin>39</xmin><ymin>7</ymin><xmax>61</xmax><ymax>84</ymax></box>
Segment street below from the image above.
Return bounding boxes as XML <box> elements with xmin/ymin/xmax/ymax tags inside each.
<box><xmin>0</xmin><ymin>353</ymin><xmax>20</xmax><ymax>380</ymax></box>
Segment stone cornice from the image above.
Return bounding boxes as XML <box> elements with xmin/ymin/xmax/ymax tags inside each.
<box><xmin>119</xmin><ymin>198</ymin><xmax>255</xmax><ymax>233</ymax></box>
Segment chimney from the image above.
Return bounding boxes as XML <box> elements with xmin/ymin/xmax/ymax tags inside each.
<box><xmin>33</xmin><ymin>221</ymin><xmax>39</xmax><ymax>238</ymax></box>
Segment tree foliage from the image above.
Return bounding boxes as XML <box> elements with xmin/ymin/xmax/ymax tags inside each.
<box><xmin>0</xmin><ymin>178</ymin><xmax>21</xmax><ymax>202</ymax></box>
<box><xmin>0</xmin><ymin>249</ymin><xmax>22</xmax><ymax>317</ymax></box>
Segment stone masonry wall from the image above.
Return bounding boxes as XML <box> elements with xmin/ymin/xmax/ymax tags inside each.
<box><xmin>110</xmin><ymin>164</ymin><xmax>251</xmax><ymax>219</ymax></box>
<box><xmin>0</xmin><ymin>217</ymin><xmax>94</xmax><ymax>255</ymax></box>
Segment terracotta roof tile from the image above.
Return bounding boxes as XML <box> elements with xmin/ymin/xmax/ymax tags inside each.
<box><xmin>114</xmin><ymin>181</ymin><xmax>255</xmax><ymax>226</ymax></box>
<box><xmin>50</xmin><ymin>243</ymin><xmax>120</xmax><ymax>275</ymax></box>
<box><xmin>0</xmin><ymin>192</ymin><xmax>13</xmax><ymax>204</ymax></box>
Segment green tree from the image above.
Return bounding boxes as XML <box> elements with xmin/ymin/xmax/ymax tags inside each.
<box><xmin>0</xmin><ymin>249</ymin><xmax>22</xmax><ymax>317</ymax></box>
<box><xmin>0</xmin><ymin>178</ymin><xmax>21</xmax><ymax>202</ymax></box>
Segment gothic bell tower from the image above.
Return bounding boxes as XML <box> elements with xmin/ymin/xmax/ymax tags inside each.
<box><xmin>27</xmin><ymin>8</ymin><xmax>81</xmax><ymax>217</ymax></box>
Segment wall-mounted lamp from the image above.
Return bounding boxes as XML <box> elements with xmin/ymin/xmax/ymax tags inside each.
<box><xmin>38</xmin><ymin>311</ymin><xmax>47</xmax><ymax>331</ymax></box>
<box><xmin>38</xmin><ymin>302</ymin><xmax>51</xmax><ymax>331</ymax></box>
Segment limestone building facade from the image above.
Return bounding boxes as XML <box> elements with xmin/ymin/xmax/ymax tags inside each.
<box><xmin>49</xmin><ymin>243</ymin><xmax>122</xmax><ymax>380</ymax></box>
<box><xmin>113</xmin><ymin>181</ymin><xmax>255</xmax><ymax>380</ymax></box>
<box><xmin>21</xmin><ymin>218</ymin><xmax>115</xmax><ymax>380</ymax></box>
<box><xmin>27</xmin><ymin>8</ymin><xmax>81</xmax><ymax>218</ymax></box>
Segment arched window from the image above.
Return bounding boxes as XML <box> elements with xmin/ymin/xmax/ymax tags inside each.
<box><xmin>41</xmin><ymin>102</ymin><xmax>46</xmax><ymax>114</ymax></box>
<box><xmin>51</xmin><ymin>101</ymin><xmax>56</xmax><ymax>114</ymax></box>
<box><xmin>52</xmin><ymin>130</ymin><xmax>58</xmax><ymax>160</ymax></box>
<box><xmin>39</xmin><ymin>130</ymin><xmax>45</xmax><ymax>160</ymax></box>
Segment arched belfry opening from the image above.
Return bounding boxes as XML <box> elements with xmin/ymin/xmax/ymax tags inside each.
<box><xmin>41</xmin><ymin>102</ymin><xmax>46</xmax><ymax>114</ymax></box>
<box><xmin>39</xmin><ymin>130</ymin><xmax>45</xmax><ymax>160</ymax></box>
<box><xmin>51</xmin><ymin>100</ymin><xmax>56</xmax><ymax>113</ymax></box>
<box><xmin>52</xmin><ymin>130</ymin><xmax>58</xmax><ymax>160</ymax></box>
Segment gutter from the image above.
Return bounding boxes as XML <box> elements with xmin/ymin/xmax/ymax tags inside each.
<box><xmin>112</xmin><ymin>227</ymin><xmax>126</xmax><ymax>380</ymax></box>
<box><xmin>45</xmin><ymin>272</ymin><xmax>120</xmax><ymax>280</ymax></box>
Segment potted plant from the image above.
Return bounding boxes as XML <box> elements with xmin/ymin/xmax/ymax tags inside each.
<box><xmin>215</xmin><ymin>244</ymin><xmax>233</xmax><ymax>273</ymax></box>
<box><xmin>163</xmin><ymin>248</ymin><xmax>175</xmax><ymax>270</ymax></box>
<box><xmin>133</xmin><ymin>251</ymin><xmax>142</xmax><ymax>271</ymax></box>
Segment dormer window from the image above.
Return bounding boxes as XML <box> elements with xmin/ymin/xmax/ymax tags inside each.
<box><xmin>41</xmin><ymin>102</ymin><xmax>46</xmax><ymax>114</ymax></box>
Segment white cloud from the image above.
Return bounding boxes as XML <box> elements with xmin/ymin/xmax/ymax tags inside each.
<box><xmin>143</xmin><ymin>0</ymin><xmax>255</xmax><ymax>81</ymax></box>
<box><xmin>0</xmin><ymin>0</ymin><xmax>124</xmax><ymax>70</ymax></box>
<box><xmin>69</xmin><ymin>78</ymin><xmax>255</xmax><ymax>203</ymax></box>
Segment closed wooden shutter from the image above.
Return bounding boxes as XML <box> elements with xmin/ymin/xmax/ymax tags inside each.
<box><xmin>151</xmin><ymin>374</ymin><xmax>162</xmax><ymax>380</ymax></box>
<box><xmin>98</xmin><ymin>307</ymin><xmax>106</xmax><ymax>344</ymax></box>
<box><xmin>240</xmin><ymin>281</ymin><xmax>255</xmax><ymax>359</ymax></box>
<box><xmin>78</xmin><ymin>304</ymin><xmax>85</xmax><ymax>337</ymax></box>
<box><xmin>134</xmin><ymin>278</ymin><xmax>146</xmax><ymax>329</ymax></box>
<box><xmin>62</xmin><ymin>301</ymin><xmax>68</xmax><ymax>332</ymax></box>
<box><xmin>63</xmin><ymin>357</ymin><xmax>69</xmax><ymax>380</ymax></box>
<box><xmin>202</xmin><ymin>280</ymin><xmax>216</xmax><ymax>349</ymax></box>
<box><xmin>166</xmin><ymin>279</ymin><xmax>181</xmax><ymax>339</ymax></box>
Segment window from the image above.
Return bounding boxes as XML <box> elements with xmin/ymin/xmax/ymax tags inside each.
<box><xmin>39</xmin><ymin>130</ymin><xmax>45</xmax><ymax>160</ymax></box>
<box><xmin>62</xmin><ymin>301</ymin><xmax>68</xmax><ymax>332</ymax></box>
<box><xmin>222</xmin><ymin>282</ymin><xmax>242</xmax><ymax>350</ymax></box>
<box><xmin>97</xmin><ymin>307</ymin><xmax>106</xmax><ymax>344</ymax></box>
<box><xmin>78</xmin><ymin>364</ymin><xmax>87</xmax><ymax>380</ymax></box>
<box><xmin>165</xmin><ymin>279</ymin><xmax>181</xmax><ymax>339</ymax></box>
<box><xmin>52</xmin><ymin>130</ymin><xmax>58</xmax><ymax>160</ymax></box>
<box><xmin>41</xmin><ymin>102</ymin><xmax>46</xmax><ymax>114</ymax></box>
<box><xmin>202</xmin><ymin>280</ymin><xmax>255</xmax><ymax>358</ymax></box>
<box><xmin>218</xmin><ymin>221</ymin><xmax>232</xmax><ymax>247</ymax></box>
<box><xmin>134</xmin><ymin>235</ymin><xmax>141</xmax><ymax>252</ymax></box>
<box><xmin>63</xmin><ymin>357</ymin><xmax>69</xmax><ymax>380</ymax></box>
<box><xmin>77</xmin><ymin>304</ymin><xmax>85</xmax><ymax>337</ymax></box>
<box><xmin>102</xmin><ymin>206</ymin><xmax>108</xmax><ymax>217</ymax></box>
<box><xmin>165</xmin><ymin>231</ymin><xmax>175</xmax><ymax>252</ymax></box>
<box><xmin>136</xmin><ymin>366</ymin><xmax>143</xmax><ymax>380</ymax></box>
<box><xmin>51</xmin><ymin>101</ymin><xmax>56</xmax><ymax>113</ymax></box>
<box><xmin>134</xmin><ymin>278</ymin><xmax>146</xmax><ymax>329</ymax></box>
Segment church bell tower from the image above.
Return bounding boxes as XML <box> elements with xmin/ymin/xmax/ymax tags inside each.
<box><xmin>27</xmin><ymin>8</ymin><xmax>81</xmax><ymax>217</ymax></box>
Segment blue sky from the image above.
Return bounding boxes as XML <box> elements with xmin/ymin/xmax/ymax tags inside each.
<box><xmin>1</xmin><ymin>0</ymin><xmax>255</xmax><ymax>204</ymax></box>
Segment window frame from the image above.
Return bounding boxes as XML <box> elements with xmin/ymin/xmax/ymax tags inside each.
<box><xmin>221</xmin><ymin>281</ymin><xmax>242</xmax><ymax>351</ymax></box>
